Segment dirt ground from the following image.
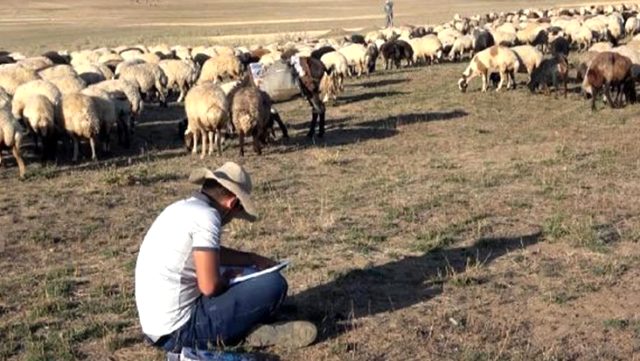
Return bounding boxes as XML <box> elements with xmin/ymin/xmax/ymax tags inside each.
<box><xmin>2</xmin><ymin>1</ymin><xmax>640</xmax><ymax>361</ymax></box>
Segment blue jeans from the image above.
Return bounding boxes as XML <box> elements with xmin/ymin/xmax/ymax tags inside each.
<box><xmin>159</xmin><ymin>272</ymin><xmax>288</xmax><ymax>352</ymax></box>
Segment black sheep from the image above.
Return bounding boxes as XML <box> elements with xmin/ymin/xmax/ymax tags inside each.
<box><xmin>473</xmin><ymin>29</ymin><xmax>495</xmax><ymax>53</ymax></box>
<box><xmin>549</xmin><ymin>37</ymin><xmax>570</xmax><ymax>58</ymax></box>
<box><xmin>311</xmin><ymin>46</ymin><xmax>335</xmax><ymax>60</ymax></box>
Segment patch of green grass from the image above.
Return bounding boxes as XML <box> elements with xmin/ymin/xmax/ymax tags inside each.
<box><xmin>570</xmin><ymin>218</ymin><xmax>610</xmax><ymax>253</ymax></box>
<box><xmin>543</xmin><ymin>213</ymin><xmax>568</xmax><ymax>241</ymax></box>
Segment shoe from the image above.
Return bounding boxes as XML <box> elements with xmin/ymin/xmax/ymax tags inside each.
<box><xmin>245</xmin><ymin>320</ymin><xmax>317</xmax><ymax>348</ymax></box>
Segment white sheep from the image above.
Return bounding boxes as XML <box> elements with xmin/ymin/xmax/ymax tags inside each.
<box><xmin>75</xmin><ymin>63</ymin><xmax>114</xmax><ymax>85</ymax></box>
<box><xmin>17</xmin><ymin>57</ymin><xmax>54</xmax><ymax>72</ymax></box>
<box><xmin>172</xmin><ymin>45</ymin><xmax>192</xmax><ymax>61</ymax></box>
<box><xmin>59</xmin><ymin>93</ymin><xmax>101</xmax><ymax>162</ymax></box>
<box><xmin>90</xmin><ymin>79</ymin><xmax>143</xmax><ymax>118</ymax></box>
<box><xmin>589</xmin><ymin>42</ymin><xmax>613</xmax><ymax>53</ymax></box>
<box><xmin>83</xmin><ymin>86</ymin><xmax>134</xmax><ymax>148</ymax></box>
<box><xmin>411</xmin><ymin>35</ymin><xmax>444</xmax><ymax>65</ymax></box>
<box><xmin>12</xmin><ymin>80</ymin><xmax>61</xmax><ymax>121</ymax></box>
<box><xmin>197</xmin><ymin>54</ymin><xmax>242</xmax><ymax>84</ymax></box>
<box><xmin>320</xmin><ymin>51</ymin><xmax>348</xmax><ymax>91</ymax></box>
<box><xmin>22</xmin><ymin>94</ymin><xmax>55</xmax><ymax>152</ymax></box>
<box><xmin>625</xmin><ymin>16</ymin><xmax>640</xmax><ymax>35</ymax></box>
<box><xmin>338</xmin><ymin>43</ymin><xmax>368</xmax><ymax>77</ymax></box>
<box><xmin>0</xmin><ymin>64</ymin><xmax>41</xmax><ymax>95</ymax></box>
<box><xmin>458</xmin><ymin>45</ymin><xmax>520</xmax><ymax>92</ymax></box>
<box><xmin>159</xmin><ymin>59</ymin><xmax>199</xmax><ymax>102</ymax></box>
<box><xmin>449</xmin><ymin>35</ymin><xmax>474</xmax><ymax>61</ymax></box>
<box><xmin>38</xmin><ymin>65</ymin><xmax>77</xmax><ymax>80</ymax></box>
<box><xmin>258</xmin><ymin>52</ymin><xmax>282</xmax><ymax>67</ymax></box>
<box><xmin>184</xmin><ymin>82</ymin><xmax>229</xmax><ymax>158</ymax></box>
<box><xmin>47</xmin><ymin>75</ymin><xmax>87</xmax><ymax>95</ymax></box>
<box><xmin>491</xmin><ymin>29</ymin><xmax>517</xmax><ymax>47</ymax></box>
<box><xmin>117</xmin><ymin>62</ymin><xmax>168</xmax><ymax>104</ymax></box>
<box><xmin>511</xmin><ymin>45</ymin><xmax>543</xmax><ymax>82</ymax></box>
<box><xmin>0</xmin><ymin>109</ymin><xmax>26</xmax><ymax>178</ymax></box>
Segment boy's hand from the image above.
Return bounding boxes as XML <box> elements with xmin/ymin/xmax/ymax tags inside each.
<box><xmin>222</xmin><ymin>268</ymin><xmax>244</xmax><ymax>279</ymax></box>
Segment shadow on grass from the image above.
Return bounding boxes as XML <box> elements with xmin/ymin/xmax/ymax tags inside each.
<box><xmin>356</xmin><ymin>78</ymin><xmax>411</xmax><ymax>88</ymax></box>
<box><xmin>336</xmin><ymin>91</ymin><xmax>407</xmax><ymax>105</ymax></box>
<box><xmin>360</xmin><ymin>109</ymin><xmax>469</xmax><ymax>129</ymax></box>
<box><xmin>289</xmin><ymin>228</ymin><xmax>542</xmax><ymax>342</ymax></box>
<box><xmin>278</xmin><ymin>109</ymin><xmax>467</xmax><ymax>151</ymax></box>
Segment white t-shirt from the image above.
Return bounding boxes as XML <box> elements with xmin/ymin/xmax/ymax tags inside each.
<box><xmin>135</xmin><ymin>192</ymin><xmax>222</xmax><ymax>339</ymax></box>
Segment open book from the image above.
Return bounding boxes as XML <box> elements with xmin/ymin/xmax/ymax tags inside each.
<box><xmin>221</xmin><ymin>261</ymin><xmax>290</xmax><ymax>286</ymax></box>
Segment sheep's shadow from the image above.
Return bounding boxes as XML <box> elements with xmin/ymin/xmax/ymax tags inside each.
<box><xmin>280</xmin><ymin>126</ymin><xmax>398</xmax><ymax>151</ymax></box>
<box><xmin>336</xmin><ymin>91</ymin><xmax>408</xmax><ymax>105</ymax></box>
<box><xmin>358</xmin><ymin>109</ymin><xmax>469</xmax><ymax>129</ymax></box>
<box><xmin>288</xmin><ymin>228</ymin><xmax>543</xmax><ymax>342</ymax></box>
<box><xmin>353</xmin><ymin>78</ymin><xmax>411</xmax><ymax>88</ymax></box>
<box><xmin>277</xmin><ymin>108</ymin><xmax>467</xmax><ymax>152</ymax></box>
<box><xmin>287</xmin><ymin>116</ymin><xmax>353</xmax><ymax>131</ymax></box>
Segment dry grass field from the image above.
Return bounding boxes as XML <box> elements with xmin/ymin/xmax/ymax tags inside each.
<box><xmin>2</xmin><ymin>1</ymin><xmax>640</xmax><ymax>361</ymax></box>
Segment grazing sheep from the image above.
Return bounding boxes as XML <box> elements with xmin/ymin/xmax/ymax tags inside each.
<box><xmin>473</xmin><ymin>29</ymin><xmax>496</xmax><ymax>53</ymax></box>
<box><xmin>47</xmin><ymin>75</ymin><xmax>87</xmax><ymax>95</ymax></box>
<box><xmin>59</xmin><ymin>93</ymin><xmax>101</xmax><ymax>161</ymax></box>
<box><xmin>338</xmin><ymin>43</ymin><xmax>368</xmax><ymax>76</ymax></box>
<box><xmin>117</xmin><ymin>62</ymin><xmax>168</xmax><ymax>105</ymax></box>
<box><xmin>12</xmin><ymin>80</ymin><xmax>61</xmax><ymax>121</ymax></box>
<box><xmin>17</xmin><ymin>56</ymin><xmax>54</xmax><ymax>71</ymax></box>
<box><xmin>365</xmin><ymin>44</ymin><xmax>379</xmax><ymax>73</ymax></box>
<box><xmin>311</xmin><ymin>46</ymin><xmax>336</xmax><ymax>60</ymax></box>
<box><xmin>0</xmin><ymin>109</ymin><xmax>26</xmax><ymax>178</ymax></box>
<box><xmin>491</xmin><ymin>29</ymin><xmax>517</xmax><ymax>47</ymax></box>
<box><xmin>197</xmin><ymin>54</ymin><xmax>242</xmax><ymax>84</ymax></box>
<box><xmin>320</xmin><ymin>51</ymin><xmax>348</xmax><ymax>91</ymax></box>
<box><xmin>572</xmin><ymin>26</ymin><xmax>595</xmax><ymax>51</ymax></box>
<box><xmin>449</xmin><ymin>35</ymin><xmax>473</xmax><ymax>61</ymax></box>
<box><xmin>75</xmin><ymin>63</ymin><xmax>113</xmax><ymax>85</ymax></box>
<box><xmin>380</xmin><ymin>40</ymin><xmax>414</xmax><ymax>69</ymax></box>
<box><xmin>258</xmin><ymin>51</ymin><xmax>282</xmax><ymax>67</ymax></box>
<box><xmin>91</xmin><ymin>79</ymin><xmax>143</xmax><ymax>119</ymax></box>
<box><xmin>511</xmin><ymin>45</ymin><xmax>544</xmax><ymax>83</ymax></box>
<box><xmin>42</xmin><ymin>51</ymin><xmax>71</xmax><ymax>65</ymax></box>
<box><xmin>38</xmin><ymin>64</ymin><xmax>77</xmax><ymax>80</ymax></box>
<box><xmin>549</xmin><ymin>36</ymin><xmax>570</xmax><ymax>57</ymax></box>
<box><xmin>582</xmin><ymin>51</ymin><xmax>636</xmax><ymax>110</ymax></box>
<box><xmin>0</xmin><ymin>65</ymin><xmax>41</xmax><ymax>95</ymax></box>
<box><xmin>82</xmin><ymin>87</ymin><xmax>133</xmax><ymax>148</ymax></box>
<box><xmin>529</xmin><ymin>55</ymin><xmax>569</xmax><ymax>97</ymax></box>
<box><xmin>158</xmin><ymin>59</ymin><xmax>199</xmax><ymax>103</ymax></box>
<box><xmin>516</xmin><ymin>23</ymin><xmax>549</xmax><ymax>51</ymax></box>
<box><xmin>22</xmin><ymin>94</ymin><xmax>56</xmax><ymax>158</ymax></box>
<box><xmin>114</xmin><ymin>59</ymin><xmax>146</xmax><ymax>77</ymax></box>
<box><xmin>458</xmin><ymin>46</ymin><xmax>520</xmax><ymax>92</ymax></box>
<box><xmin>227</xmin><ymin>76</ymin><xmax>271</xmax><ymax>156</ymax></box>
<box><xmin>184</xmin><ymin>82</ymin><xmax>229</xmax><ymax>157</ymax></box>
<box><xmin>625</xmin><ymin>16</ymin><xmax>640</xmax><ymax>35</ymax></box>
<box><xmin>172</xmin><ymin>45</ymin><xmax>192</xmax><ymax>61</ymax></box>
<box><xmin>410</xmin><ymin>35</ymin><xmax>443</xmax><ymax>64</ymax></box>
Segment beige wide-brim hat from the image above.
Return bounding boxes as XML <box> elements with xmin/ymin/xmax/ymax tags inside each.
<box><xmin>188</xmin><ymin>162</ymin><xmax>258</xmax><ymax>222</ymax></box>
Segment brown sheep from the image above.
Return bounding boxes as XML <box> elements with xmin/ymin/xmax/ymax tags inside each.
<box><xmin>228</xmin><ymin>75</ymin><xmax>271</xmax><ymax>156</ymax></box>
<box><xmin>582</xmin><ymin>52</ymin><xmax>636</xmax><ymax>110</ymax></box>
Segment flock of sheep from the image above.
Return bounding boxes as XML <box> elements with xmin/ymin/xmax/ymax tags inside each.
<box><xmin>1</xmin><ymin>2</ymin><xmax>640</xmax><ymax>178</ymax></box>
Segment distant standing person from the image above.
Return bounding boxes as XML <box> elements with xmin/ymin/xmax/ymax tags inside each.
<box><xmin>384</xmin><ymin>0</ymin><xmax>394</xmax><ymax>28</ymax></box>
